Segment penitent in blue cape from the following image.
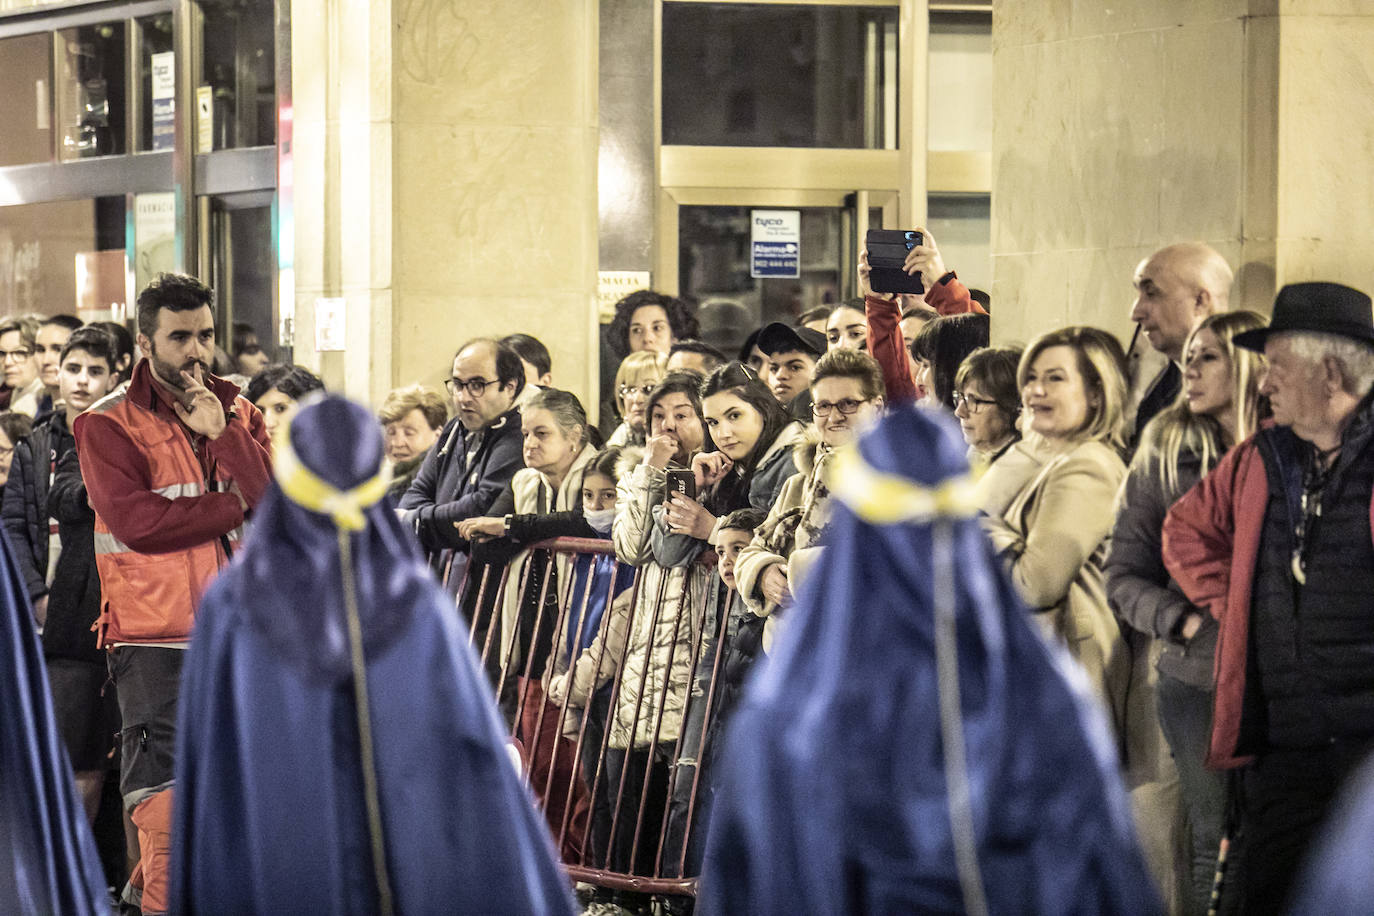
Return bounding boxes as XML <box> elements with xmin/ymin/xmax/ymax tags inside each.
<box><xmin>698</xmin><ymin>405</ymin><xmax>1161</xmax><ymax>916</ymax></box>
<box><xmin>1289</xmin><ymin>753</ymin><xmax>1374</xmax><ymax>915</ymax></box>
<box><xmin>0</xmin><ymin>520</ymin><xmax>108</xmax><ymax>915</ymax></box>
<box><xmin>168</xmin><ymin>396</ymin><xmax>574</xmax><ymax>915</ymax></box>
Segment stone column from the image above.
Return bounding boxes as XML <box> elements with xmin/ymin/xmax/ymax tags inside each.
<box><xmin>990</xmin><ymin>0</ymin><xmax>1374</xmax><ymax>345</ymax></box>
<box><xmin>294</xmin><ymin>0</ymin><xmax>600</xmax><ymax>408</ymax></box>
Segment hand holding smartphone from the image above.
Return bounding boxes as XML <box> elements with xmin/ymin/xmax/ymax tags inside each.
<box><xmin>665</xmin><ymin>469</ymin><xmax>696</xmax><ymax>503</ymax></box>
<box><xmin>865</xmin><ymin>229</ymin><xmax>925</xmax><ymax>295</ymax></box>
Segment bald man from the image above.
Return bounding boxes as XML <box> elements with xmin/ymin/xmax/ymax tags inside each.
<box><xmin>1126</xmin><ymin>242</ymin><xmax>1234</xmax><ymax>450</ymax></box>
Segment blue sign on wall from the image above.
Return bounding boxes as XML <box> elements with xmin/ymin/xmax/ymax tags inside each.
<box><xmin>750</xmin><ymin>210</ymin><xmax>801</xmax><ymax>279</ymax></box>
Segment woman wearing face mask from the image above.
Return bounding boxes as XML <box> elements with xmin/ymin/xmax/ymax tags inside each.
<box><xmin>1106</xmin><ymin>311</ymin><xmax>1266</xmax><ymax>914</ymax></box>
<box><xmin>545</xmin><ymin>447</ymin><xmax>638</xmax><ymax>902</ymax></box>
<box><xmin>607</xmin><ymin>351</ymin><xmax>668</xmax><ymax>448</ymax></box>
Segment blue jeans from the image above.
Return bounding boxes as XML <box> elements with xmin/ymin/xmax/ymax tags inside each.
<box><xmin>1156</xmin><ymin>674</ymin><xmax>1229</xmax><ymax>915</ymax></box>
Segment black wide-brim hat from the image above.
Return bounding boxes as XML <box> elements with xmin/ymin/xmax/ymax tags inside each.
<box><xmin>1234</xmin><ymin>281</ymin><xmax>1374</xmax><ymax>352</ymax></box>
<box><xmin>756</xmin><ymin>321</ymin><xmax>826</xmax><ymax>359</ymax></box>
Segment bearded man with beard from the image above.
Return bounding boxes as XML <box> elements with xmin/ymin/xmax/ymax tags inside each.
<box><xmin>72</xmin><ymin>272</ymin><xmax>273</xmax><ymax>915</ymax></box>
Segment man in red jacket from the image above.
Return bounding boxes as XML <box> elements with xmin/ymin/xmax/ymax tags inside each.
<box><xmin>74</xmin><ymin>273</ymin><xmax>272</xmax><ymax>915</ymax></box>
<box><xmin>1163</xmin><ymin>282</ymin><xmax>1374</xmax><ymax>913</ymax></box>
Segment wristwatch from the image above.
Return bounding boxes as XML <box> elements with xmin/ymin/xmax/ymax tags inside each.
<box><xmin>502</xmin><ymin>514</ymin><xmax>513</xmax><ymax>535</ymax></box>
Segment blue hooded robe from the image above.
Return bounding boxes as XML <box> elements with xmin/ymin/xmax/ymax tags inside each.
<box><xmin>698</xmin><ymin>406</ymin><xmax>1160</xmax><ymax>915</ymax></box>
<box><xmin>168</xmin><ymin>396</ymin><xmax>575</xmax><ymax>915</ymax></box>
<box><xmin>1289</xmin><ymin>752</ymin><xmax>1374</xmax><ymax>915</ymax></box>
<box><xmin>0</xmin><ymin>525</ymin><xmax>108</xmax><ymax>915</ymax></box>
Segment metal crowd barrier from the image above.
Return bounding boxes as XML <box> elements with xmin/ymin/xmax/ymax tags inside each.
<box><xmin>444</xmin><ymin>537</ymin><xmax>729</xmax><ymax>899</ymax></box>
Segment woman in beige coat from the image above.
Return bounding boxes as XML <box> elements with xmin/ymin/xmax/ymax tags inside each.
<box><xmin>981</xmin><ymin>326</ymin><xmax>1179</xmax><ymax>902</ymax></box>
<box><xmin>980</xmin><ymin>326</ymin><xmax>1132</xmax><ymax>741</ymax></box>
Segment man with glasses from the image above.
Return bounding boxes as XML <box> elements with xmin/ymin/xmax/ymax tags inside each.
<box><xmin>398</xmin><ymin>337</ymin><xmax>525</xmax><ymax>569</ymax></box>
<box><xmin>0</xmin><ymin>316</ymin><xmax>44</xmax><ymax>418</ymax></box>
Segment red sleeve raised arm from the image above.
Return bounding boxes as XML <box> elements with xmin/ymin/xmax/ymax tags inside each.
<box><xmin>864</xmin><ymin>294</ymin><xmax>919</xmax><ymax>405</ymax></box>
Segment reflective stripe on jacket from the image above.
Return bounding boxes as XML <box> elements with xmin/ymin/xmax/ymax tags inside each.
<box><xmin>75</xmin><ymin>362</ymin><xmax>268</xmax><ymax>646</ymax></box>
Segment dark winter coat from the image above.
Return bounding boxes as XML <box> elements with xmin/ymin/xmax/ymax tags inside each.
<box><xmin>41</xmin><ymin>449</ymin><xmax>102</xmax><ymax>665</ymax></box>
<box><xmin>1</xmin><ymin>412</ymin><xmax>71</xmax><ymax>600</ymax></box>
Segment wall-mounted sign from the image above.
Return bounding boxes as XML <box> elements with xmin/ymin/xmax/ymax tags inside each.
<box><xmin>597</xmin><ymin>270</ymin><xmax>651</xmax><ymax>323</ymax></box>
<box><xmin>315</xmin><ymin>297</ymin><xmax>346</xmax><ymax>351</ymax></box>
<box><xmin>151</xmin><ymin>52</ymin><xmax>175</xmax><ymax>151</ymax></box>
<box><xmin>133</xmin><ymin>192</ymin><xmax>176</xmax><ymax>295</ymax></box>
<box><xmin>750</xmin><ymin>209</ymin><xmax>800</xmax><ymax>279</ymax></box>
<box><xmin>196</xmin><ymin>86</ymin><xmax>213</xmax><ymax>153</ymax></box>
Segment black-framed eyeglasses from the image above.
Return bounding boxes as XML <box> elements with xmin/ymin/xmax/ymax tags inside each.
<box><xmin>0</xmin><ymin>348</ymin><xmax>33</xmax><ymax>362</ymax></box>
<box><xmin>445</xmin><ymin>376</ymin><xmax>501</xmax><ymax>398</ymax></box>
<box><xmin>812</xmin><ymin>397</ymin><xmax>870</xmax><ymax>418</ymax></box>
<box><xmin>953</xmin><ymin>392</ymin><xmax>999</xmax><ymax>414</ymax></box>
<box><xmin>618</xmin><ymin>383</ymin><xmax>655</xmax><ymax>399</ymax></box>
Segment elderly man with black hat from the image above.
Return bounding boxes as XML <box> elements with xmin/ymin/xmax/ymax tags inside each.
<box><xmin>755</xmin><ymin>322</ymin><xmax>826</xmax><ymax>422</ymax></box>
<box><xmin>1163</xmin><ymin>281</ymin><xmax>1374</xmax><ymax>912</ymax></box>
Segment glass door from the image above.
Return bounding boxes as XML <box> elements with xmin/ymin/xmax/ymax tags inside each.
<box><xmin>201</xmin><ymin>190</ymin><xmax>278</xmax><ymax>367</ymax></box>
<box><xmin>661</xmin><ymin>188</ymin><xmax>895</xmax><ymax>355</ymax></box>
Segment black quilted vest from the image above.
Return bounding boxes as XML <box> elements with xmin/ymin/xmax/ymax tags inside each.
<box><xmin>1250</xmin><ymin>406</ymin><xmax>1374</xmax><ymax>750</ymax></box>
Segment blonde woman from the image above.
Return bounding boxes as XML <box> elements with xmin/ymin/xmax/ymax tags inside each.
<box><xmin>981</xmin><ymin>326</ymin><xmax>1132</xmax><ymax>733</ymax></box>
<box><xmin>607</xmin><ymin>350</ymin><xmax>668</xmax><ymax>448</ymax></box>
<box><xmin>1106</xmin><ymin>311</ymin><xmax>1266</xmax><ymax>913</ymax></box>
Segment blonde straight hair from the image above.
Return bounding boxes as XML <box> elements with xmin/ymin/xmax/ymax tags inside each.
<box><xmin>1018</xmin><ymin>326</ymin><xmax>1130</xmax><ymax>452</ymax></box>
<box><xmin>1137</xmin><ymin>310</ymin><xmax>1267</xmax><ymax>494</ymax></box>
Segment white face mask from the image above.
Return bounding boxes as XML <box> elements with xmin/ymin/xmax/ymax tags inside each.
<box><xmin>583</xmin><ymin>505</ymin><xmax>616</xmax><ymax>533</ymax></box>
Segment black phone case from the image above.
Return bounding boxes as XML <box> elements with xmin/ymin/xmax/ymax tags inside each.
<box><xmin>867</xmin><ymin>229</ymin><xmax>923</xmax><ymax>247</ymax></box>
<box><xmin>867</xmin><ymin>241</ymin><xmax>916</xmax><ymax>263</ymax></box>
<box><xmin>665</xmin><ymin>469</ymin><xmax>696</xmax><ymax>501</ymax></box>
<box><xmin>869</xmin><ymin>266</ymin><xmax>925</xmax><ymax>296</ymax></box>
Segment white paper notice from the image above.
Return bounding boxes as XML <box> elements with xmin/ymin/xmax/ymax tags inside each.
<box><xmin>315</xmin><ymin>297</ymin><xmax>346</xmax><ymax>351</ymax></box>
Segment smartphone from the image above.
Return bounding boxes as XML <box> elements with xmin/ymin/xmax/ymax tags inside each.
<box><xmin>665</xmin><ymin>469</ymin><xmax>696</xmax><ymax>502</ymax></box>
<box><xmin>866</xmin><ymin>228</ymin><xmax>925</xmax><ymax>295</ymax></box>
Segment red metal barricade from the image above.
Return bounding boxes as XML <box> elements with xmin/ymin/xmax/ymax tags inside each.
<box><xmin>443</xmin><ymin>537</ymin><xmax>730</xmax><ymax>899</ymax></box>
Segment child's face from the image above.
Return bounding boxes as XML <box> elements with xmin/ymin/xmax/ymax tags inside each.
<box><xmin>715</xmin><ymin>529</ymin><xmax>753</xmax><ymax>591</ymax></box>
<box><xmin>581</xmin><ymin>472</ymin><xmax>618</xmax><ymax>512</ymax></box>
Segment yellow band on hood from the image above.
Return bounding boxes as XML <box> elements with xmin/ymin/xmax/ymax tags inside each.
<box><xmin>825</xmin><ymin>444</ymin><xmax>979</xmax><ymax>525</ymax></box>
<box><xmin>274</xmin><ymin>432</ymin><xmax>392</xmax><ymax>531</ymax></box>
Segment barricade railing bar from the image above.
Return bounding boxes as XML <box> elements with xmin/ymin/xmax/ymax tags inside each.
<box><xmin>441</xmin><ymin>537</ymin><xmax>727</xmax><ymax>898</ymax></box>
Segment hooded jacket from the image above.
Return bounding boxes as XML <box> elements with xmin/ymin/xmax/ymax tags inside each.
<box><xmin>734</xmin><ymin>435</ymin><xmax>834</xmax><ymax>648</ymax></box>
<box><xmin>397</xmin><ymin>408</ymin><xmax>523</xmax><ymax>557</ymax></box>
<box><xmin>565</xmin><ymin>457</ymin><xmax>715</xmax><ymax>750</ymax></box>
<box><xmin>1</xmin><ymin>410</ymin><xmax>71</xmax><ymax>601</ymax></box>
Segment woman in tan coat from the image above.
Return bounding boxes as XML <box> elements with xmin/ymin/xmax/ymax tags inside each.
<box><xmin>981</xmin><ymin>325</ymin><xmax>1179</xmax><ymax>901</ymax></box>
<box><xmin>980</xmin><ymin>326</ymin><xmax>1132</xmax><ymax>740</ymax></box>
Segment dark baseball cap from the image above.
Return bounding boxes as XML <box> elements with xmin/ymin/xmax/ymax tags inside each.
<box><xmin>756</xmin><ymin>322</ymin><xmax>826</xmax><ymax>359</ymax></box>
